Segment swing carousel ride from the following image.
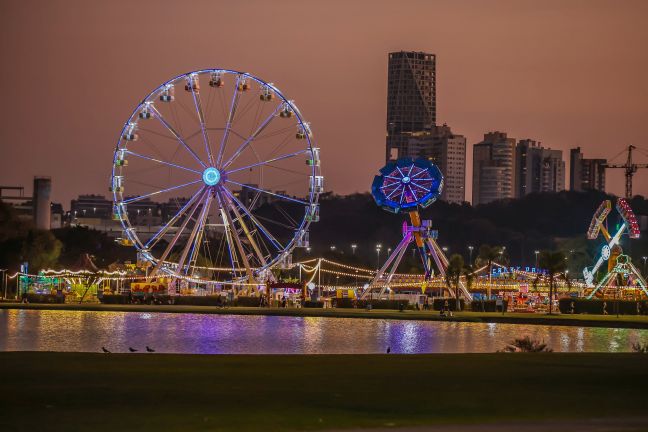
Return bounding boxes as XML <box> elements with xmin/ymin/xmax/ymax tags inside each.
<box><xmin>360</xmin><ymin>157</ymin><xmax>472</xmax><ymax>300</ymax></box>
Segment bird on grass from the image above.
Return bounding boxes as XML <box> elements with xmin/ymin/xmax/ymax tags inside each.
<box><xmin>386</xmin><ymin>347</ymin><xmax>391</xmax><ymax>354</ymax></box>
<box><xmin>128</xmin><ymin>347</ymin><xmax>138</xmax><ymax>352</ymax></box>
<box><xmin>101</xmin><ymin>347</ymin><xmax>110</xmax><ymax>353</ymax></box>
<box><xmin>146</xmin><ymin>346</ymin><xmax>155</xmax><ymax>353</ymax></box>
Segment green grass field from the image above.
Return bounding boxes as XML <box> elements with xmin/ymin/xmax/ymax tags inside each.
<box><xmin>1</xmin><ymin>352</ymin><xmax>647</xmax><ymax>431</ymax></box>
<box><xmin>3</xmin><ymin>302</ymin><xmax>648</xmax><ymax>329</ymax></box>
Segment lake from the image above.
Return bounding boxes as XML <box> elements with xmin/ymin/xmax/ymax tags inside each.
<box><xmin>1</xmin><ymin>309</ymin><xmax>646</xmax><ymax>353</ymax></box>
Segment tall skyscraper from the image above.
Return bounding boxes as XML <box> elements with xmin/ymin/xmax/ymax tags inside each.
<box><xmin>569</xmin><ymin>147</ymin><xmax>606</xmax><ymax>192</ymax></box>
<box><xmin>406</xmin><ymin>125</ymin><xmax>466</xmax><ymax>203</ymax></box>
<box><xmin>472</xmin><ymin>132</ymin><xmax>516</xmax><ymax>205</ymax></box>
<box><xmin>386</xmin><ymin>51</ymin><xmax>436</xmax><ymax>161</ymax></box>
<box><xmin>515</xmin><ymin>139</ymin><xmax>565</xmax><ymax>197</ymax></box>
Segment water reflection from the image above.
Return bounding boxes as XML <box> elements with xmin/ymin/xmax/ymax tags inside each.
<box><xmin>0</xmin><ymin>309</ymin><xmax>647</xmax><ymax>354</ymax></box>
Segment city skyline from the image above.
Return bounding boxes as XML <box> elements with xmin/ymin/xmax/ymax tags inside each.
<box><xmin>1</xmin><ymin>0</ymin><xmax>648</xmax><ymax>206</ymax></box>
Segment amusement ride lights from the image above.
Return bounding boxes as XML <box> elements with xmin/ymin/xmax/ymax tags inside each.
<box><xmin>364</xmin><ymin>157</ymin><xmax>472</xmax><ymax>300</ymax></box>
<box><xmin>110</xmin><ymin>69</ymin><xmax>322</xmax><ymax>285</ymax></box>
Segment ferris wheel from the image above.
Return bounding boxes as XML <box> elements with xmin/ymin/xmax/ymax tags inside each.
<box><xmin>110</xmin><ymin>69</ymin><xmax>322</xmax><ymax>284</ymax></box>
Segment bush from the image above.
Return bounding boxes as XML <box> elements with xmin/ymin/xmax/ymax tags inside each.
<box><xmin>558</xmin><ymin>298</ymin><xmax>648</xmax><ymax>315</ymax></box>
<box><xmin>233</xmin><ymin>296</ymin><xmax>262</xmax><ymax>307</ymax></box>
<box><xmin>303</xmin><ymin>301</ymin><xmax>324</xmax><ymax>308</ymax></box>
<box><xmin>100</xmin><ymin>294</ymin><xmax>130</xmax><ymax>304</ymax></box>
<box><xmin>331</xmin><ymin>298</ymin><xmax>408</xmax><ymax>310</ymax></box>
<box><xmin>24</xmin><ymin>293</ymin><xmax>64</xmax><ymax>304</ymax></box>
<box><xmin>432</xmin><ymin>298</ymin><xmax>465</xmax><ymax>311</ymax></box>
<box><xmin>332</xmin><ymin>298</ymin><xmax>356</xmax><ymax>308</ymax></box>
<box><xmin>367</xmin><ymin>299</ymin><xmax>408</xmax><ymax>310</ymax></box>
<box><xmin>470</xmin><ymin>300</ymin><xmax>508</xmax><ymax>312</ymax></box>
<box><xmin>173</xmin><ymin>296</ymin><xmax>224</xmax><ymax>306</ymax></box>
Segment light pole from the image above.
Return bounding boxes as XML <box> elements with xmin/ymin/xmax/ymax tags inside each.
<box><xmin>351</xmin><ymin>244</ymin><xmax>357</xmax><ymax>255</ymax></box>
<box><xmin>376</xmin><ymin>244</ymin><xmax>382</xmax><ymax>270</ymax></box>
<box><xmin>330</xmin><ymin>245</ymin><xmax>336</xmax><ymax>252</ymax></box>
<box><xmin>468</xmin><ymin>246</ymin><xmax>474</xmax><ymax>266</ymax></box>
<box><xmin>642</xmin><ymin>256</ymin><xmax>647</xmax><ymax>276</ymax></box>
<box><xmin>534</xmin><ymin>250</ymin><xmax>539</xmax><ymax>269</ymax></box>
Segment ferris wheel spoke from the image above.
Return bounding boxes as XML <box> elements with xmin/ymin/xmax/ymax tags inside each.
<box><xmin>145</xmin><ymin>187</ymin><xmax>205</xmax><ymax>248</ymax></box>
<box><xmin>149</xmin><ymin>104</ymin><xmax>206</xmax><ymax>168</ymax></box>
<box><xmin>177</xmin><ymin>194</ymin><xmax>213</xmax><ymax>275</ymax></box>
<box><xmin>221</xmin><ymin>103</ymin><xmax>283</xmax><ymax>170</ymax></box>
<box><xmin>150</xmin><ymin>188</ymin><xmax>209</xmax><ymax>278</ymax></box>
<box><xmin>122</xmin><ymin>180</ymin><xmax>202</xmax><ymax>204</ymax></box>
<box><xmin>222</xmin><ymin>188</ymin><xmax>284</xmax><ymax>251</ymax></box>
<box><xmin>224</xmin><ymin>180</ymin><xmax>308</xmax><ymax>205</ymax></box>
<box><xmin>187</xmin><ymin>82</ymin><xmax>215</xmax><ymax>166</ymax></box>
<box><xmin>125</xmin><ymin>150</ymin><xmax>202</xmax><ymax>174</ymax></box>
<box><xmin>215</xmin><ymin>75</ymin><xmax>244</xmax><ymax>167</ymax></box>
<box><xmin>221</xmin><ymin>192</ymin><xmax>268</xmax><ymax>267</ymax></box>
<box><xmin>225</xmin><ymin>149</ymin><xmax>309</xmax><ymax>175</ymax></box>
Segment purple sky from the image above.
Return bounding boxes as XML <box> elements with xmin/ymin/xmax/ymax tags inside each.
<box><xmin>1</xmin><ymin>0</ymin><xmax>647</xmax><ymax>207</ymax></box>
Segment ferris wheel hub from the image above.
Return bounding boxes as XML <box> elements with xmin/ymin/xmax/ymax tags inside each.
<box><xmin>202</xmin><ymin>167</ymin><xmax>221</xmax><ymax>186</ymax></box>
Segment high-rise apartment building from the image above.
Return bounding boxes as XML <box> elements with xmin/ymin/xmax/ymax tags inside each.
<box><xmin>569</xmin><ymin>147</ymin><xmax>606</xmax><ymax>192</ymax></box>
<box><xmin>405</xmin><ymin>125</ymin><xmax>466</xmax><ymax>203</ymax></box>
<box><xmin>515</xmin><ymin>139</ymin><xmax>565</xmax><ymax>197</ymax></box>
<box><xmin>472</xmin><ymin>132</ymin><xmax>516</xmax><ymax>205</ymax></box>
<box><xmin>386</xmin><ymin>51</ymin><xmax>436</xmax><ymax>161</ymax></box>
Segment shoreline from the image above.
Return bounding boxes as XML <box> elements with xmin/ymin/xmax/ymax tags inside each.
<box><xmin>2</xmin><ymin>302</ymin><xmax>648</xmax><ymax>329</ymax></box>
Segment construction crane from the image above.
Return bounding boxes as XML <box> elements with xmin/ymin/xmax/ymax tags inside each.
<box><xmin>604</xmin><ymin>145</ymin><xmax>648</xmax><ymax>198</ymax></box>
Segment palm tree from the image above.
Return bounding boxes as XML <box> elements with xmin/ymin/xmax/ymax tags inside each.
<box><xmin>445</xmin><ymin>254</ymin><xmax>464</xmax><ymax>310</ymax></box>
<box><xmin>478</xmin><ymin>245</ymin><xmax>503</xmax><ymax>299</ymax></box>
<box><xmin>537</xmin><ymin>250</ymin><xmax>567</xmax><ymax>315</ymax></box>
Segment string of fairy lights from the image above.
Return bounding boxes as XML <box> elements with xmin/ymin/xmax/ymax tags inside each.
<box><xmin>8</xmin><ymin>256</ymin><xmax>582</xmax><ymax>291</ymax></box>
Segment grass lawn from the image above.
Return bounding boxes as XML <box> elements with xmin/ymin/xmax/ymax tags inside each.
<box><xmin>1</xmin><ymin>352</ymin><xmax>647</xmax><ymax>431</ymax></box>
<box><xmin>3</xmin><ymin>302</ymin><xmax>648</xmax><ymax>329</ymax></box>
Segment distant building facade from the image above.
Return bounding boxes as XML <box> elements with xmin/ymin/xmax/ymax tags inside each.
<box><xmin>404</xmin><ymin>125</ymin><xmax>466</xmax><ymax>203</ymax></box>
<box><xmin>386</xmin><ymin>51</ymin><xmax>436</xmax><ymax>161</ymax></box>
<box><xmin>514</xmin><ymin>139</ymin><xmax>565</xmax><ymax>197</ymax></box>
<box><xmin>569</xmin><ymin>147</ymin><xmax>606</xmax><ymax>192</ymax></box>
<box><xmin>472</xmin><ymin>132</ymin><xmax>516</xmax><ymax>205</ymax></box>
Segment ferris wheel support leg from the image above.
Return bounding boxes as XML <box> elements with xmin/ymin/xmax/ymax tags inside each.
<box><xmin>217</xmin><ymin>191</ymin><xmax>256</xmax><ymax>287</ymax></box>
<box><xmin>145</xmin><ymin>189</ymin><xmax>204</xmax><ymax>249</ymax></box>
<box><xmin>222</xmin><ymin>188</ymin><xmax>283</xmax><ymax>251</ymax></box>
<box><xmin>149</xmin><ymin>189</ymin><xmax>208</xmax><ymax>279</ymax></box>
<box><xmin>221</xmin><ymin>192</ymin><xmax>268</xmax><ymax>268</ymax></box>
<box><xmin>176</xmin><ymin>194</ymin><xmax>213</xmax><ymax>276</ymax></box>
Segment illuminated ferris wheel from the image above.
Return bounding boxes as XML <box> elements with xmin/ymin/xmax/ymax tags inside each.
<box><xmin>110</xmin><ymin>69</ymin><xmax>322</xmax><ymax>284</ymax></box>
